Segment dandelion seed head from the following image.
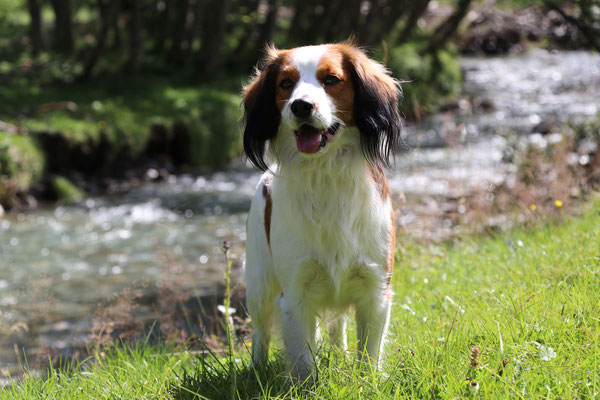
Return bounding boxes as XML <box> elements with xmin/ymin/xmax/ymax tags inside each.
<box><xmin>470</xmin><ymin>345</ymin><xmax>481</xmax><ymax>368</ymax></box>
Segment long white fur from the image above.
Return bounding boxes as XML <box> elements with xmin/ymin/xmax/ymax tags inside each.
<box><xmin>245</xmin><ymin>44</ymin><xmax>394</xmax><ymax>379</ymax></box>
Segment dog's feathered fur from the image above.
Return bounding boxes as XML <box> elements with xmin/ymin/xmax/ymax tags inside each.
<box><xmin>242</xmin><ymin>42</ymin><xmax>402</xmax><ymax>379</ymax></box>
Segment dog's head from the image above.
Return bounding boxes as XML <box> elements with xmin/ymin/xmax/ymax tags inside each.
<box><xmin>242</xmin><ymin>42</ymin><xmax>402</xmax><ymax>171</ymax></box>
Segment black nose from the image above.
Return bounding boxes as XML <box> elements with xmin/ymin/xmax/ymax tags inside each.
<box><xmin>290</xmin><ymin>99</ymin><xmax>314</xmax><ymax>118</ymax></box>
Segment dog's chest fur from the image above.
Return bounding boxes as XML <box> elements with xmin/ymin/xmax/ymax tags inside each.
<box><xmin>268</xmin><ymin>151</ymin><xmax>392</xmax><ymax>306</ymax></box>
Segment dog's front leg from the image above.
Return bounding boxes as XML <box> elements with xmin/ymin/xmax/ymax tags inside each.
<box><xmin>279</xmin><ymin>293</ymin><xmax>317</xmax><ymax>380</ymax></box>
<box><xmin>355</xmin><ymin>291</ymin><xmax>392</xmax><ymax>370</ymax></box>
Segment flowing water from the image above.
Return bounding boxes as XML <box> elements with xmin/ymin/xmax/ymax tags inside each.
<box><xmin>1</xmin><ymin>49</ymin><xmax>599</xmax><ymax>374</ymax></box>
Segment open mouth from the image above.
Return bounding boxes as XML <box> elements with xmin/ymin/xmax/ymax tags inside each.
<box><xmin>294</xmin><ymin>123</ymin><xmax>340</xmax><ymax>154</ymax></box>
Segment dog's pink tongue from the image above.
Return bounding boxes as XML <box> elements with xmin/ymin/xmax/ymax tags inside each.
<box><xmin>296</xmin><ymin>125</ymin><xmax>323</xmax><ymax>154</ymax></box>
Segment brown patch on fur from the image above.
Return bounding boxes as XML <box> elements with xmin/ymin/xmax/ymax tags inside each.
<box><xmin>331</xmin><ymin>41</ymin><xmax>399</xmax><ymax>106</ymax></box>
<box><xmin>262</xmin><ymin>182</ymin><xmax>272</xmax><ymax>248</ymax></box>
<box><xmin>385</xmin><ymin>287</ymin><xmax>393</xmax><ymax>301</ymax></box>
<box><xmin>386</xmin><ymin>207</ymin><xmax>396</xmax><ymax>286</ymax></box>
<box><xmin>367</xmin><ymin>162</ymin><xmax>395</xmax><ymax>285</ymax></box>
<box><xmin>316</xmin><ymin>50</ymin><xmax>355</xmax><ymax>125</ymax></box>
<box><xmin>275</xmin><ymin>57</ymin><xmax>299</xmax><ymax>112</ymax></box>
<box><xmin>368</xmin><ymin>163</ymin><xmax>391</xmax><ymax>201</ymax></box>
<box><xmin>243</xmin><ymin>46</ymin><xmax>292</xmax><ymax>114</ymax></box>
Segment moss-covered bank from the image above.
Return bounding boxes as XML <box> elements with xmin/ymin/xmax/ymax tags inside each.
<box><xmin>0</xmin><ymin>132</ymin><xmax>44</xmax><ymax>207</ymax></box>
<box><xmin>0</xmin><ymin>76</ymin><xmax>243</xmax><ymax>208</ymax></box>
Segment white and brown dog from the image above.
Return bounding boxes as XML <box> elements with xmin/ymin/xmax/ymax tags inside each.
<box><xmin>242</xmin><ymin>41</ymin><xmax>402</xmax><ymax>379</ymax></box>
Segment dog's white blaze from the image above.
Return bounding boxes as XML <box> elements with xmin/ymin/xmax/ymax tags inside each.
<box><xmin>245</xmin><ymin>45</ymin><xmax>395</xmax><ymax>379</ymax></box>
<box><xmin>280</xmin><ymin>45</ymin><xmax>335</xmax><ymax>130</ymax></box>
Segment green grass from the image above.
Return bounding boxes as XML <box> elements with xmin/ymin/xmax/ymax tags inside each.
<box><xmin>3</xmin><ymin>202</ymin><xmax>600</xmax><ymax>399</ymax></box>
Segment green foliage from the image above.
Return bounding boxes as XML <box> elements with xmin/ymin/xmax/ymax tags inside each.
<box><xmin>0</xmin><ymin>76</ymin><xmax>243</xmax><ymax>168</ymax></box>
<box><xmin>0</xmin><ymin>132</ymin><xmax>44</xmax><ymax>205</ymax></box>
<box><xmin>383</xmin><ymin>42</ymin><xmax>463</xmax><ymax>119</ymax></box>
<box><xmin>51</xmin><ymin>175</ymin><xmax>84</xmax><ymax>204</ymax></box>
<box><xmin>4</xmin><ymin>201</ymin><xmax>600</xmax><ymax>398</ymax></box>
<box><xmin>162</xmin><ymin>88</ymin><xmax>242</xmax><ymax>168</ymax></box>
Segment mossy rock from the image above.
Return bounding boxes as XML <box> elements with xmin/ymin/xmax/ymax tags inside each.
<box><xmin>0</xmin><ymin>132</ymin><xmax>44</xmax><ymax>206</ymax></box>
<box><xmin>51</xmin><ymin>175</ymin><xmax>85</xmax><ymax>204</ymax></box>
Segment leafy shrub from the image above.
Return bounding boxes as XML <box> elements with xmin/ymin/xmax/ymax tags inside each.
<box><xmin>166</xmin><ymin>89</ymin><xmax>242</xmax><ymax>168</ymax></box>
<box><xmin>382</xmin><ymin>42</ymin><xmax>463</xmax><ymax>120</ymax></box>
<box><xmin>51</xmin><ymin>175</ymin><xmax>85</xmax><ymax>203</ymax></box>
<box><xmin>0</xmin><ymin>132</ymin><xmax>44</xmax><ymax>205</ymax></box>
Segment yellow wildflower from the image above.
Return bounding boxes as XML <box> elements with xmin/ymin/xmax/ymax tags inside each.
<box><xmin>555</xmin><ymin>200</ymin><xmax>563</xmax><ymax>208</ymax></box>
<box><xmin>530</xmin><ymin>204</ymin><xmax>536</xmax><ymax>211</ymax></box>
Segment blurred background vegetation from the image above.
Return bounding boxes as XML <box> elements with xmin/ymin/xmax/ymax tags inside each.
<box><xmin>0</xmin><ymin>0</ymin><xmax>598</xmax><ymax>207</ymax></box>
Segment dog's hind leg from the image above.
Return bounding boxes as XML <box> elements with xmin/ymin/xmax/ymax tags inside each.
<box><xmin>327</xmin><ymin>313</ymin><xmax>347</xmax><ymax>351</ymax></box>
<box><xmin>245</xmin><ymin>174</ymin><xmax>277</xmax><ymax>367</ymax></box>
<box><xmin>247</xmin><ymin>279</ymin><xmax>277</xmax><ymax>367</ymax></box>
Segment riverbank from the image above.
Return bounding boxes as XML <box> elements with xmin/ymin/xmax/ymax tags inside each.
<box><xmin>4</xmin><ymin>197</ymin><xmax>599</xmax><ymax>398</ymax></box>
<box><xmin>0</xmin><ymin>75</ymin><xmax>243</xmax><ymax>209</ymax></box>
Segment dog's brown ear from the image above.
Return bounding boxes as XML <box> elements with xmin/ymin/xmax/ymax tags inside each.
<box><xmin>242</xmin><ymin>46</ymin><xmax>282</xmax><ymax>171</ymax></box>
<box><xmin>340</xmin><ymin>44</ymin><xmax>403</xmax><ymax>168</ymax></box>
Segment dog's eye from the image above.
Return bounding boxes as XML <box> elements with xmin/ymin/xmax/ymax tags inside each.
<box><xmin>280</xmin><ymin>79</ymin><xmax>294</xmax><ymax>90</ymax></box>
<box><xmin>323</xmin><ymin>75</ymin><xmax>341</xmax><ymax>86</ymax></box>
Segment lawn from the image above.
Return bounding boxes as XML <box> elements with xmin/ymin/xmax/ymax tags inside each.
<box><xmin>3</xmin><ymin>200</ymin><xmax>599</xmax><ymax>399</ymax></box>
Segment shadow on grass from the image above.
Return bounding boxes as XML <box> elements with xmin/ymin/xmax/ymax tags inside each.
<box><xmin>169</xmin><ymin>351</ymin><xmax>290</xmax><ymax>400</ymax></box>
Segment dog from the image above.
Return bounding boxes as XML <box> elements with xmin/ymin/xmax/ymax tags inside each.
<box><xmin>242</xmin><ymin>41</ymin><xmax>402</xmax><ymax>379</ymax></box>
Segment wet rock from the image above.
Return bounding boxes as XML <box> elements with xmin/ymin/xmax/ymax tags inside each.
<box><xmin>145</xmin><ymin>124</ymin><xmax>171</xmax><ymax>161</ymax></box>
<box><xmin>472</xmin><ymin>97</ymin><xmax>494</xmax><ymax>112</ymax></box>
<box><xmin>460</xmin><ymin>7</ymin><xmax>525</xmax><ymax>55</ymax></box>
<box><xmin>532</xmin><ymin>115</ymin><xmax>560</xmax><ymax>135</ymax></box>
<box><xmin>171</xmin><ymin>122</ymin><xmax>191</xmax><ymax>166</ymax></box>
<box><xmin>459</xmin><ymin>6</ymin><xmax>586</xmax><ymax>55</ymax></box>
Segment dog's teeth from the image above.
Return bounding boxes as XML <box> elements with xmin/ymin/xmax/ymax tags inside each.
<box><xmin>328</xmin><ymin>123</ymin><xmax>339</xmax><ymax>135</ymax></box>
<box><xmin>319</xmin><ymin>134</ymin><xmax>327</xmax><ymax>149</ymax></box>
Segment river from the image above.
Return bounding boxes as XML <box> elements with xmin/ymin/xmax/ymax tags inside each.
<box><xmin>1</xmin><ymin>49</ymin><xmax>599</xmax><ymax>375</ymax></box>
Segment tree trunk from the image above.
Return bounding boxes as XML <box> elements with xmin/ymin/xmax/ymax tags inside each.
<box><xmin>397</xmin><ymin>0</ymin><xmax>431</xmax><ymax>44</ymax></box>
<box><xmin>257</xmin><ymin>0</ymin><xmax>279</xmax><ymax>46</ymax></box>
<box><xmin>80</xmin><ymin>0</ymin><xmax>117</xmax><ymax>80</ymax></box>
<box><xmin>167</xmin><ymin>0</ymin><xmax>190</xmax><ymax>66</ymax></box>
<box><xmin>182</xmin><ymin>0</ymin><xmax>205</xmax><ymax>65</ymax></box>
<box><xmin>27</xmin><ymin>0</ymin><xmax>44</xmax><ymax>54</ymax></box>
<box><xmin>287</xmin><ymin>0</ymin><xmax>319</xmax><ymax>45</ymax></box>
<box><xmin>302</xmin><ymin>0</ymin><xmax>335</xmax><ymax>44</ymax></box>
<box><xmin>322</xmin><ymin>0</ymin><xmax>346</xmax><ymax>42</ymax></box>
<box><xmin>360</xmin><ymin>0</ymin><xmax>387</xmax><ymax>45</ymax></box>
<box><xmin>544</xmin><ymin>0</ymin><xmax>600</xmax><ymax>52</ymax></box>
<box><xmin>109</xmin><ymin>0</ymin><xmax>121</xmax><ymax>49</ymax></box>
<box><xmin>231</xmin><ymin>0</ymin><xmax>262</xmax><ymax>58</ymax></box>
<box><xmin>196</xmin><ymin>0</ymin><xmax>232</xmax><ymax>76</ymax></box>
<box><xmin>428</xmin><ymin>0</ymin><xmax>472</xmax><ymax>52</ymax></box>
<box><xmin>153</xmin><ymin>0</ymin><xmax>171</xmax><ymax>53</ymax></box>
<box><xmin>49</xmin><ymin>0</ymin><xmax>74</xmax><ymax>55</ymax></box>
<box><xmin>126</xmin><ymin>0</ymin><xmax>142</xmax><ymax>72</ymax></box>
